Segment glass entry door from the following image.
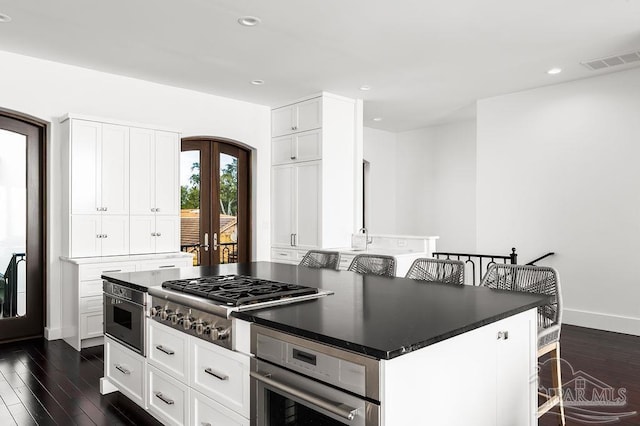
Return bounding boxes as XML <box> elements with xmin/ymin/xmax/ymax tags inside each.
<box><xmin>180</xmin><ymin>139</ymin><xmax>250</xmax><ymax>266</ymax></box>
<box><xmin>0</xmin><ymin>114</ymin><xmax>45</xmax><ymax>342</ymax></box>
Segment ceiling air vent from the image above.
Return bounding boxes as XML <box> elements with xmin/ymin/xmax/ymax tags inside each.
<box><xmin>581</xmin><ymin>50</ymin><xmax>640</xmax><ymax>71</ymax></box>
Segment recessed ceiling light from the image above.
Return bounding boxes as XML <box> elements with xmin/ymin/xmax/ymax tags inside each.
<box><xmin>238</xmin><ymin>16</ymin><xmax>261</xmax><ymax>27</ymax></box>
<box><xmin>251</xmin><ymin>79</ymin><xmax>264</xmax><ymax>85</ymax></box>
<box><xmin>0</xmin><ymin>13</ymin><xmax>12</xmax><ymax>23</ymax></box>
<box><xmin>547</xmin><ymin>68</ymin><xmax>562</xmax><ymax>75</ymax></box>
<box><xmin>360</xmin><ymin>85</ymin><xmax>371</xmax><ymax>91</ymax></box>
<box><xmin>372</xmin><ymin>117</ymin><xmax>383</xmax><ymax>122</ymax></box>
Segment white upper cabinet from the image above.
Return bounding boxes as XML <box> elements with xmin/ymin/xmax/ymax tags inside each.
<box><xmin>271</xmin><ymin>129</ymin><xmax>322</xmax><ymax>165</ymax></box>
<box><xmin>101</xmin><ymin>124</ymin><xmax>130</xmax><ymax>215</ymax></box>
<box><xmin>71</xmin><ymin>120</ymin><xmax>101</xmax><ymax>214</ymax></box>
<box><xmin>271</xmin><ymin>97</ymin><xmax>322</xmax><ymax>137</ymax></box>
<box><xmin>70</xmin><ymin>121</ymin><xmax>129</xmax><ymax>215</ymax></box>
<box><xmin>129</xmin><ymin>127</ymin><xmax>155</xmax><ymax>215</ymax></box>
<box><xmin>154</xmin><ymin>131</ymin><xmax>180</xmax><ymax>215</ymax></box>
<box><xmin>270</xmin><ymin>93</ymin><xmax>360</xmax><ymax>257</ymax></box>
<box><xmin>62</xmin><ymin>115</ymin><xmax>181</xmax><ymax>258</ymax></box>
<box><xmin>130</xmin><ymin>129</ymin><xmax>179</xmax><ymax>216</ymax></box>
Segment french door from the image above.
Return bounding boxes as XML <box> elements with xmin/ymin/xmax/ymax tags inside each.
<box><xmin>0</xmin><ymin>113</ymin><xmax>45</xmax><ymax>342</ymax></box>
<box><xmin>180</xmin><ymin>138</ymin><xmax>250</xmax><ymax>266</ymax></box>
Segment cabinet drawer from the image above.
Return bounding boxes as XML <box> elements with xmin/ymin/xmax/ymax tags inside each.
<box><xmin>139</xmin><ymin>259</ymin><xmax>192</xmax><ymax>271</ymax></box>
<box><xmin>191</xmin><ymin>338</ymin><xmax>250</xmax><ymax>418</ymax></box>
<box><xmin>79</xmin><ymin>263</ymin><xmax>135</xmax><ymax>281</ymax></box>
<box><xmin>191</xmin><ymin>389</ymin><xmax>249</xmax><ymax>426</ymax></box>
<box><xmin>271</xmin><ymin>248</ymin><xmax>297</xmax><ymax>262</ymax></box>
<box><xmin>80</xmin><ymin>311</ymin><xmax>103</xmax><ymax>339</ymax></box>
<box><xmin>105</xmin><ymin>337</ymin><xmax>145</xmax><ymax>406</ymax></box>
<box><xmin>148</xmin><ymin>321</ymin><xmax>189</xmax><ymax>383</ymax></box>
<box><xmin>79</xmin><ymin>279</ymin><xmax>103</xmax><ymax>297</ymax></box>
<box><xmin>147</xmin><ymin>364</ymin><xmax>189</xmax><ymax>426</ymax></box>
<box><xmin>80</xmin><ymin>295</ymin><xmax>103</xmax><ymax>313</ymax></box>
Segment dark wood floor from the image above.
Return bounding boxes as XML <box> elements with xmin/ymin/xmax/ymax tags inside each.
<box><xmin>0</xmin><ymin>338</ymin><xmax>160</xmax><ymax>425</ymax></box>
<box><xmin>0</xmin><ymin>325</ymin><xmax>638</xmax><ymax>425</ymax></box>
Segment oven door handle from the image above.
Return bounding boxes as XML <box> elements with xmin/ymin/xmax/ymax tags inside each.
<box><xmin>250</xmin><ymin>371</ymin><xmax>358</xmax><ymax>421</ymax></box>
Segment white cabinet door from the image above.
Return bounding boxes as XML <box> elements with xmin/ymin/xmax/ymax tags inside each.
<box><xmin>71</xmin><ymin>215</ymin><xmax>101</xmax><ymax>257</ymax></box>
<box><xmin>294</xmin><ymin>130</ymin><xmax>322</xmax><ymax>163</ymax></box>
<box><xmin>191</xmin><ymin>389</ymin><xmax>249</xmax><ymax>426</ymax></box>
<box><xmin>130</xmin><ymin>215</ymin><xmax>156</xmax><ymax>255</ymax></box>
<box><xmin>496</xmin><ymin>310</ymin><xmax>536</xmax><ymax>426</ymax></box>
<box><xmin>272</xmin><ymin>135</ymin><xmax>294</xmax><ymax>165</ymax></box>
<box><xmin>101</xmin><ymin>215</ymin><xmax>129</xmax><ymax>256</ymax></box>
<box><xmin>156</xmin><ymin>216</ymin><xmax>180</xmax><ymax>253</ymax></box>
<box><xmin>295</xmin><ymin>97</ymin><xmax>322</xmax><ymax>132</ymax></box>
<box><xmin>71</xmin><ymin>120</ymin><xmax>101</xmax><ymax>214</ymax></box>
<box><xmin>271</xmin><ymin>166</ymin><xmax>295</xmax><ymax>247</ymax></box>
<box><xmin>147</xmin><ymin>364</ymin><xmax>189</xmax><ymax>426</ymax></box>
<box><xmin>101</xmin><ymin>124</ymin><xmax>129</xmax><ymax>215</ymax></box>
<box><xmin>271</xmin><ymin>105</ymin><xmax>295</xmax><ymax>137</ymax></box>
<box><xmin>155</xmin><ymin>131</ymin><xmax>179</xmax><ymax>216</ymax></box>
<box><xmin>129</xmin><ymin>127</ymin><xmax>155</xmax><ymax>215</ymax></box>
<box><xmin>295</xmin><ymin>161</ymin><xmax>321</xmax><ymax>249</ymax></box>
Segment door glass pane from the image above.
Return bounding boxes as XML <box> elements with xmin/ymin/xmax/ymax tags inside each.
<box><xmin>180</xmin><ymin>150</ymin><xmax>201</xmax><ymax>265</ymax></box>
<box><xmin>0</xmin><ymin>129</ymin><xmax>26</xmax><ymax>319</ymax></box>
<box><xmin>219</xmin><ymin>153</ymin><xmax>238</xmax><ymax>264</ymax></box>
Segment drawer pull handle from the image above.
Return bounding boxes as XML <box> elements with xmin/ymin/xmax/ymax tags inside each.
<box><xmin>103</xmin><ymin>269</ymin><xmax>122</xmax><ymax>273</ymax></box>
<box><xmin>201</xmin><ymin>423</ymin><xmax>212</xmax><ymax>426</ymax></box>
<box><xmin>156</xmin><ymin>345</ymin><xmax>175</xmax><ymax>355</ymax></box>
<box><xmin>114</xmin><ymin>364</ymin><xmax>130</xmax><ymax>375</ymax></box>
<box><xmin>155</xmin><ymin>392</ymin><xmax>174</xmax><ymax>405</ymax></box>
<box><xmin>158</xmin><ymin>265</ymin><xmax>175</xmax><ymax>269</ymax></box>
<box><xmin>204</xmin><ymin>367</ymin><xmax>228</xmax><ymax>381</ymax></box>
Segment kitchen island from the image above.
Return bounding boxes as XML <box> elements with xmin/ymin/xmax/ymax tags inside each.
<box><xmin>103</xmin><ymin>262</ymin><xmax>547</xmax><ymax>425</ymax></box>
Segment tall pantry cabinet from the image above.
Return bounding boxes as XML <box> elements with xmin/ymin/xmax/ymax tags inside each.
<box><xmin>60</xmin><ymin>114</ymin><xmax>192</xmax><ymax>351</ymax></box>
<box><xmin>271</xmin><ymin>94</ymin><xmax>361</xmax><ymax>263</ymax></box>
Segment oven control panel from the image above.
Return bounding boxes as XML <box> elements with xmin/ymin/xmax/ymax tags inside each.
<box><xmin>150</xmin><ymin>297</ymin><xmax>233</xmax><ymax>350</ymax></box>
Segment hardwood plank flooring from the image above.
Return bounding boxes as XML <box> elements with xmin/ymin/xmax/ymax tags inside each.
<box><xmin>539</xmin><ymin>325</ymin><xmax>640</xmax><ymax>425</ymax></box>
<box><xmin>0</xmin><ymin>339</ymin><xmax>160</xmax><ymax>426</ymax></box>
<box><xmin>0</xmin><ymin>325</ymin><xmax>638</xmax><ymax>425</ymax></box>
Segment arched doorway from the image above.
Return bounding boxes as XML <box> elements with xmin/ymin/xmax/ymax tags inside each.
<box><xmin>0</xmin><ymin>111</ymin><xmax>46</xmax><ymax>342</ymax></box>
<box><xmin>180</xmin><ymin>138</ymin><xmax>251</xmax><ymax>266</ymax></box>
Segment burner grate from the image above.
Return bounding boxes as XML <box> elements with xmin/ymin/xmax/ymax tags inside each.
<box><xmin>161</xmin><ymin>275</ymin><xmax>318</xmax><ymax>307</ymax></box>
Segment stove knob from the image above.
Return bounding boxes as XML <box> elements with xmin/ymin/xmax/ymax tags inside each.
<box><xmin>217</xmin><ymin>327</ymin><xmax>230</xmax><ymax>340</ymax></box>
<box><xmin>160</xmin><ymin>309</ymin><xmax>172</xmax><ymax>321</ymax></box>
<box><xmin>208</xmin><ymin>326</ymin><xmax>230</xmax><ymax>341</ymax></box>
<box><xmin>150</xmin><ymin>306</ymin><xmax>162</xmax><ymax>317</ymax></box>
<box><xmin>183</xmin><ymin>316</ymin><xmax>195</xmax><ymax>330</ymax></box>
<box><xmin>171</xmin><ymin>312</ymin><xmax>184</xmax><ymax>325</ymax></box>
<box><xmin>195</xmin><ymin>321</ymin><xmax>208</xmax><ymax>335</ymax></box>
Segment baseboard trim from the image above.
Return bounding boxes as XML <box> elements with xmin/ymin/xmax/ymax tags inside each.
<box><xmin>44</xmin><ymin>327</ymin><xmax>62</xmax><ymax>340</ymax></box>
<box><xmin>100</xmin><ymin>377</ymin><xmax>118</xmax><ymax>395</ymax></box>
<box><xmin>563</xmin><ymin>309</ymin><xmax>640</xmax><ymax>336</ymax></box>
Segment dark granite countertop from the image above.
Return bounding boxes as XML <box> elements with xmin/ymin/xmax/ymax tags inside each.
<box><xmin>103</xmin><ymin>262</ymin><xmax>548</xmax><ymax>360</ymax></box>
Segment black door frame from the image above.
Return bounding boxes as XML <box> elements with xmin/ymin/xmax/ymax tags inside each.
<box><xmin>0</xmin><ymin>109</ymin><xmax>47</xmax><ymax>342</ymax></box>
<box><xmin>181</xmin><ymin>137</ymin><xmax>251</xmax><ymax>266</ymax></box>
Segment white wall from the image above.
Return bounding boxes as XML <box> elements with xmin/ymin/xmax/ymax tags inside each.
<box><xmin>0</xmin><ymin>50</ymin><xmax>271</xmax><ymax>339</ymax></box>
<box><xmin>363</xmin><ymin>127</ymin><xmax>397</xmax><ymax>234</ymax></box>
<box><xmin>477</xmin><ymin>66</ymin><xmax>640</xmax><ymax>335</ymax></box>
<box><xmin>393</xmin><ymin>121</ymin><xmax>477</xmax><ymax>251</ymax></box>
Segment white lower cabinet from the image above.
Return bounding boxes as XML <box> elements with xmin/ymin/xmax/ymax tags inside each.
<box><xmin>148</xmin><ymin>364</ymin><xmax>189</xmax><ymax>426</ymax></box>
<box><xmin>191</xmin><ymin>389</ymin><xmax>249</xmax><ymax>426</ymax></box>
<box><xmin>191</xmin><ymin>337</ymin><xmax>250</xmax><ymax>418</ymax></box>
<box><xmin>105</xmin><ymin>337</ymin><xmax>145</xmax><ymax>407</ymax></box>
<box><xmin>144</xmin><ymin>321</ymin><xmax>251</xmax><ymax>425</ymax></box>
<box><xmin>148</xmin><ymin>320</ymin><xmax>189</xmax><ymax>383</ymax></box>
<box><xmin>61</xmin><ymin>253</ymin><xmax>193</xmax><ymax>351</ymax></box>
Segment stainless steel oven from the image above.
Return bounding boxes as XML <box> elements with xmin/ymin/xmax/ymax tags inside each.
<box><xmin>103</xmin><ymin>281</ymin><xmax>146</xmax><ymax>356</ymax></box>
<box><xmin>250</xmin><ymin>325</ymin><xmax>381</xmax><ymax>426</ymax></box>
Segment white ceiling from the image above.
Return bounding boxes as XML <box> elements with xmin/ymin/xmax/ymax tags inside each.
<box><xmin>0</xmin><ymin>0</ymin><xmax>639</xmax><ymax>132</ymax></box>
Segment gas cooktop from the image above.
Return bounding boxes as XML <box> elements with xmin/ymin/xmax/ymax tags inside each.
<box><xmin>161</xmin><ymin>275</ymin><xmax>319</xmax><ymax>307</ymax></box>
